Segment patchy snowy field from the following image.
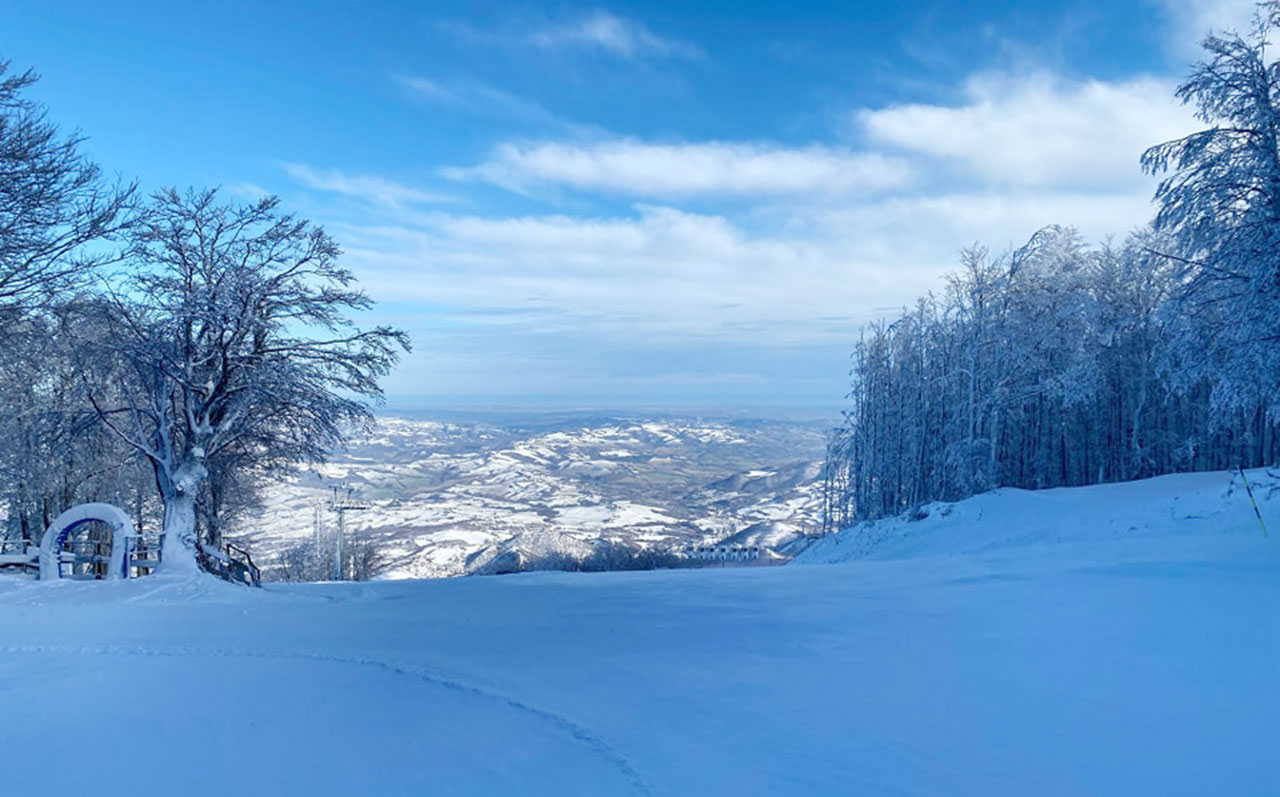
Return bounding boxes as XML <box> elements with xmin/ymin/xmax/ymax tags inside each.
<box><xmin>248</xmin><ymin>414</ymin><xmax>825</xmax><ymax>578</ymax></box>
<box><xmin>1</xmin><ymin>469</ymin><xmax>1278</xmax><ymax>795</ymax></box>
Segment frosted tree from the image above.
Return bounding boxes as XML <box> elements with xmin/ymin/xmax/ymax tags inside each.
<box><xmin>821</xmin><ymin>225</ymin><xmax>1274</xmax><ymax>528</ymax></box>
<box><xmin>0</xmin><ymin>60</ymin><xmax>137</xmax><ymax>546</ymax></box>
<box><xmin>85</xmin><ymin>188</ymin><xmax>409</xmax><ymax>572</ymax></box>
<box><xmin>0</xmin><ymin>304</ymin><xmax>153</xmax><ymax>544</ymax></box>
<box><xmin>0</xmin><ymin>61</ymin><xmax>132</xmax><ymax>312</ymax></box>
<box><xmin>1142</xmin><ymin>1</ymin><xmax>1280</xmax><ymax>418</ymax></box>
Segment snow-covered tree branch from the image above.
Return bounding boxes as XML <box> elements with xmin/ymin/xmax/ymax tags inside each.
<box><xmin>1143</xmin><ymin>0</ymin><xmax>1280</xmax><ymax>416</ymax></box>
<box><xmin>0</xmin><ymin>61</ymin><xmax>133</xmax><ymax>314</ymax></box>
<box><xmin>84</xmin><ymin>188</ymin><xmax>409</xmax><ymax>571</ymax></box>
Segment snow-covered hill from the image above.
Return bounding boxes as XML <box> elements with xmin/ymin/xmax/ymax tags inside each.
<box><xmin>2</xmin><ymin>469</ymin><xmax>1277</xmax><ymax>795</ymax></box>
<box><xmin>798</xmin><ymin>467</ymin><xmax>1280</xmax><ymax>564</ymax></box>
<box><xmin>244</xmin><ymin>413</ymin><xmax>827</xmax><ymax>578</ymax></box>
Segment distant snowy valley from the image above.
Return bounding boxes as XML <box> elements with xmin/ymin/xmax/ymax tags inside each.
<box><xmin>245</xmin><ymin>412</ymin><xmax>828</xmax><ymax>578</ymax></box>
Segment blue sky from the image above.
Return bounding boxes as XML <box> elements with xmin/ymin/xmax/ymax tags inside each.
<box><xmin>3</xmin><ymin>0</ymin><xmax>1259</xmax><ymax>411</ymax></box>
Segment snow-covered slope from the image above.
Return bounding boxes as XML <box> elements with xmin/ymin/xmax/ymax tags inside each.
<box><xmin>798</xmin><ymin>468</ymin><xmax>1280</xmax><ymax>564</ymax></box>
<box><xmin>716</xmin><ymin>519</ymin><xmax>809</xmax><ymax>555</ymax></box>
<box><xmin>1</xmin><ymin>469</ymin><xmax>1277</xmax><ymax>795</ymax></box>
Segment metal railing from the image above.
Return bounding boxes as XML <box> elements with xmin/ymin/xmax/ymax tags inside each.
<box><xmin>57</xmin><ymin>539</ymin><xmax>112</xmax><ymax>579</ymax></box>
<box><xmin>125</xmin><ymin>533</ymin><xmax>165</xmax><ymax>577</ymax></box>
<box><xmin>0</xmin><ymin>538</ymin><xmax>30</xmax><ymax>555</ymax></box>
<box><xmin>3</xmin><ymin>530</ymin><xmax>261</xmax><ymax>585</ymax></box>
<box><xmin>0</xmin><ymin>538</ymin><xmax>37</xmax><ymax>574</ymax></box>
<box><xmin>199</xmin><ymin>541</ymin><xmax>261</xmax><ymax>587</ymax></box>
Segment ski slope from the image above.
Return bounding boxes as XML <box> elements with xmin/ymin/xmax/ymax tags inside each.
<box><xmin>1</xmin><ymin>469</ymin><xmax>1277</xmax><ymax>795</ymax></box>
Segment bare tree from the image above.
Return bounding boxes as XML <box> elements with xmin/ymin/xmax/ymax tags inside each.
<box><xmin>85</xmin><ymin>188</ymin><xmax>409</xmax><ymax>572</ymax></box>
<box><xmin>0</xmin><ymin>60</ymin><xmax>133</xmax><ymax>312</ymax></box>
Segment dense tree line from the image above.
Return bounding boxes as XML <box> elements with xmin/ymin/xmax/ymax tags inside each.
<box><xmin>824</xmin><ymin>5</ymin><xmax>1280</xmax><ymax>529</ymax></box>
<box><xmin>0</xmin><ymin>60</ymin><xmax>406</xmax><ymax>573</ymax></box>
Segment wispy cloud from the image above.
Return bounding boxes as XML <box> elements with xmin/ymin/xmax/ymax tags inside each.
<box><xmin>395</xmin><ymin>75</ymin><xmax>591</xmax><ymax>134</ymax></box>
<box><xmin>444</xmin><ymin>140</ymin><xmax>912</xmax><ymax>197</ymax></box>
<box><xmin>439</xmin><ymin>10</ymin><xmax>701</xmax><ymax>61</ymax></box>
<box><xmin>281</xmin><ymin>163</ymin><xmax>455</xmax><ymax>206</ymax></box>
<box><xmin>226</xmin><ymin>182</ymin><xmax>272</xmax><ymax>201</ymax></box>
<box><xmin>527</xmin><ymin>10</ymin><xmax>702</xmax><ymax>60</ymax></box>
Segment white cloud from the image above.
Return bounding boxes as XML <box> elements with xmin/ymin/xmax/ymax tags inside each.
<box><xmin>396</xmin><ymin>76</ymin><xmax>455</xmax><ymax>103</ymax></box>
<box><xmin>281</xmin><ymin>163</ymin><xmax>455</xmax><ymax>206</ymax></box>
<box><xmin>857</xmin><ymin>72</ymin><xmax>1197</xmax><ymax>188</ymax></box>
<box><xmin>336</xmin><ymin>207</ymin><xmax>866</xmax><ymax>342</ymax></box>
<box><xmin>329</xmin><ymin>180</ymin><xmax>1162</xmax><ymax>348</ymax></box>
<box><xmin>1159</xmin><ymin>0</ymin><xmax>1259</xmax><ymax>57</ymax></box>
<box><xmin>301</xmin><ymin>69</ymin><xmax>1195</xmax><ymax>348</ymax></box>
<box><xmin>526</xmin><ymin>10</ymin><xmax>701</xmax><ymax>59</ymax></box>
<box><xmin>226</xmin><ymin>182</ymin><xmax>272</xmax><ymax>201</ymax></box>
<box><xmin>446</xmin><ymin>140</ymin><xmax>913</xmax><ymax>196</ymax></box>
<box><xmin>287</xmin><ymin>65</ymin><xmax>1207</xmax><ymax>404</ymax></box>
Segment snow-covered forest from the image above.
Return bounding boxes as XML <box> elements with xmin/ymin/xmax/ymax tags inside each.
<box><xmin>822</xmin><ymin>10</ymin><xmax>1280</xmax><ymax>529</ymax></box>
<box><xmin>0</xmin><ymin>63</ymin><xmax>407</xmax><ymax>573</ymax></box>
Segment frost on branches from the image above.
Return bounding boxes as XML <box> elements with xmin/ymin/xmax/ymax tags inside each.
<box><xmin>1142</xmin><ymin>1</ymin><xmax>1280</xmax><ymax>417</ymax></box>
<box><xmin>83</xmin><ymin>189</ymin><xmax>409</xmax><ymax>571</ymax></box>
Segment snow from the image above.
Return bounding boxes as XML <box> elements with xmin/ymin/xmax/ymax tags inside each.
<box><xmin>1</xmin><ymin>469</ymin><xmax>1278</xmax><ymax>795</ymax></box>
<box><xmin>798</xmin><ymin>468</ymin><xmax>1280</xmax><ymax>564</ymax></box>
<box><xmin>555</xmin><ymin>505</ymin><xmax>613</xmax><ymax>525</ymax></box>
<box><xmin>717</xmin><ymin>520</ymin><xmax>806</xmax><ymax>552</ymax></box>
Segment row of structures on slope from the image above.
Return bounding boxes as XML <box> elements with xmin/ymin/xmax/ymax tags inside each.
<box><xmin>681</xmin><ymin>545</ymin><xmax>788</xmax><ymax>566</ymax></box>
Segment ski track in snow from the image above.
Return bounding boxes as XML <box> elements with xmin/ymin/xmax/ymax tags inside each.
<box><xmin>0</xmin><ymin>642</ymin><xmax>653</xmax><ymax>797</ymax></box>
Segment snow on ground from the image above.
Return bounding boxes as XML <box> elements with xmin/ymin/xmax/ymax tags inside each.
<box><xmin>2</xmin><ymin>469</ymin><xmax>1278</xmax><ymax>795</ymax></box>
<box><xmin>555</xmin><ymin>504</ymin><xmax>614</xmax><ymax>525</ymax></box>
<box><xmin>797</xmin><ymin>468</ymin><xmax>1280</xmax><ymax>564</ymax></box>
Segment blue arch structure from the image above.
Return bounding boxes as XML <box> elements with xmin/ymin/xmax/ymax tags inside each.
<box><xmin>39</xmin><ymin>503</ymin><xmax>134</xmax><ymax>581</ymax></box>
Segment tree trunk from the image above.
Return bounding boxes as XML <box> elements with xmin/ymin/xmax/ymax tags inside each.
<box><xmin>156</xmin><ymin>459</ymin><xmax>206</xmax><ymax>573</ymax></box>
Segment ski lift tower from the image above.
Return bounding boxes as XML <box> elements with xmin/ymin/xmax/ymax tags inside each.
<box><xmin>327</xmin><ymin>485</ymin><xmax>369</xmax><ymax>581</ymax></box>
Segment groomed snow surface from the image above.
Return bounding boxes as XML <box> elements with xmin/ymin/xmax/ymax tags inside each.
<box><xmin>2</xmin><ymin>469</ymin><xmax>1278</xmax><ymax>795</ymax></box>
